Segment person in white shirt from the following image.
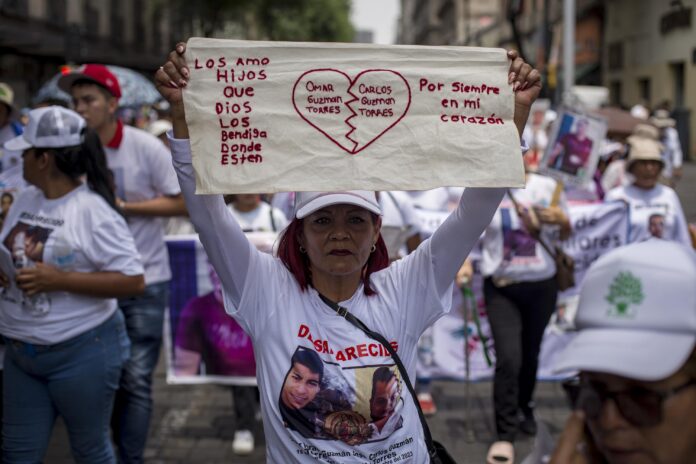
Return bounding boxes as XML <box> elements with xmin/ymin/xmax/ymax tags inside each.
<box><xmin>481</xmin><ymin>157</ymin><xmax>571</xmax><ymax>464</ymax></box>
<box><xmin>157</xmin><ymin>42</ymin><xmax>541</xmax><ymax>463</ymax></box>
<box><xmin>0</xmin><ymin>107</ymin><xmax>144</xmax><ymax>463</ymax></box>
<box><xmin>227</xmin><ymin>194</ymin><xmax>289</xmax><ymax>233</ymax></box>
<box><xmin>605</xmin><ymin>137</ymin><xmax>690</xmax><ymax>247</ymax></box>
<box><xmin>57</xmin><ymin>64</ymin><xmax>187</xmax><ymax>463</ymax></box>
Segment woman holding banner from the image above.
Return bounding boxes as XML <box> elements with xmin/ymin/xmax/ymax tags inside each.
<box><xmin>156</xmin><ymin>42</ymin><xmax>541</xmax><ymax>463</ymax></box>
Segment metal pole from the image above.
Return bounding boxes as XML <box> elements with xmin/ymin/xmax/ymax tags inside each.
<box><xmin>563</xmin><ymin>0</ymin><xmax>576</xmax><ymax>103</ymax></box>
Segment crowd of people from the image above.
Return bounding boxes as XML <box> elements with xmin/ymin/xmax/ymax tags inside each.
<box><xmin>0</xmin><ymin>41</ymin><xmax>692</xmax><ymax>464</ymax></box>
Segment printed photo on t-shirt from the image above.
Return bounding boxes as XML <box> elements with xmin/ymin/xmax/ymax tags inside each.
<box><xmin>279</xmin><ymin>346</ymin><xmax>404</xmax><ymax>446</ymax></box>
<box><xmin>3</xmin><ymin>221</ymin><xmax>54</xmax><ymax>265</ymax></box>
<box><xmin>1</xmin><ymin>220</ymin><xmax>55</xmax><ymax>314</ymax></box>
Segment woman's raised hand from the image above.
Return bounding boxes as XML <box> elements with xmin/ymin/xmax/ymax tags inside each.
<box><xmin>155</xmin><ymin>42</ymin><xmax>189</xmax><ymax>110</ymax></box>
<box><xmin>155</xmin><ymin>41</ymin><xmax>190</xmax><ymax>137</ymax></box>
<box><xmin>507</xmin><ymin>50</ymin><xmax>542</xmax><ymax>135</ymax></box>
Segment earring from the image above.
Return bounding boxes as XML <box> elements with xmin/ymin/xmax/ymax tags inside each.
<box><xmin>371</xmin><ymin>244</ymin><xmax>376</xmax><ymax>253</ymax></box>
<box><xmin>299</xmin><ymin>246</ymin><xmax>306</xmax><ymax>253</ymax></box>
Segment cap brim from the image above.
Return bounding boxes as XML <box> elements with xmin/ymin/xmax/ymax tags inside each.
<box><xmin>296</xmin><ymin>193</ymin><xmax>381</xmax><ymax>219</ymax></box>
<box><xmin>3</xmin><ymin>134</ymin><xmax>32</xmax><ymax>151</ymax></box>
<box><xmin>57</xmin><ymin>72</ymin><xmax>102</xmax><ymax>95</ymax></box>
<box><xmin>554</xmin><ymin>328</ymin><xmax>695</xmax><ymax>381</ymax></box>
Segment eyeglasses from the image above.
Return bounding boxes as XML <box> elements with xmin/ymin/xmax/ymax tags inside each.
<box><xmin>562</xmin><ymin>377</ymin><xmax>696</xmax><ymax>427</ymax></box>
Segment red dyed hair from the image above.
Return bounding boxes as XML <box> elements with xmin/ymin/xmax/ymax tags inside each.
<box><xmin>277</xmin><ymin>214</ymin><xmax>389</xmax><ymax>296</ymax></box>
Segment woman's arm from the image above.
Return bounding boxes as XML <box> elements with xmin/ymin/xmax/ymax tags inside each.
<box><xmin>157</xmin><ymin>42</ymin><xmax>258</xmax><ymax>307</ymax></box>
<box><xmin>15</xmin><ymin>264</ymin><xmax>145</xmax><ymax>298</ymax></box>
<box><xmin>430</xmin><ymin>51</ymin><xmax>542</xmax><ymax>295</ymax></box>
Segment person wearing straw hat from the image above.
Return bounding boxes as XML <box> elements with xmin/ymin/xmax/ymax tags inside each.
<box><xmin>0</xmin><ymin>82</ymin><xmax>25</xmax><ymax>174</ymax></box>
<box><xmin>605</xmin><ymin>137</ymin><xmax>690</xmax><ymax>247</ymax></box>
<box><xmin>649</xmin><ymin>109</ymin><xmax>683</xmax><ymax>187</ymax></box>
<box><xmin>550</xmin><ymin>239</ymin><xmax>696</xmax><ymax>464</ymax></box>
<box><xmin>156</xmin><ymin>42</ymin><xmax>542</xmax><ymax>463</ymax></box>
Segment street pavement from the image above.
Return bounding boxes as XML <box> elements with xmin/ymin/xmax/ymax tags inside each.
<box><xmin>44</xmin><ymin>161</ymin><xmax>696</xmax><ymax>463</ymax></box>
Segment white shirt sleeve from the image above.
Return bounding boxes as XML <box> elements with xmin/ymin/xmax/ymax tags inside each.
<box><xmin>168</xmin><ymin>134</ymin><xmax>256</xmax><ymax>308</ymax></box>
<box><xmin>86</xmin><ymin>216</ymin><xmax>144</xmax><ymax>276</ymax></box>
<box><xmin>147</xmin><ymin>136</ymin><xmax>182</xmax><ymax>196</ymax></box>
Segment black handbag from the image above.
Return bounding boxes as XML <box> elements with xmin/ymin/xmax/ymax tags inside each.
<box><xmin>318</xmin><ymin>294</ymin><xmax>457</xmax><ymax>464</ymax></box>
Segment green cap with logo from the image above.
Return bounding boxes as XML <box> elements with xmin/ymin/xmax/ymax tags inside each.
<box><xmin>555</xmin><ymin>239</ymin><xmax>696</xmax><ymax>381</ymax></box>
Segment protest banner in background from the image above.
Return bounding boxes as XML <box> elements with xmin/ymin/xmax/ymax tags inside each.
<box><xmin>424</xmin><ymin>200</ymin><xmax>630</xmax><ymax>381</ymax></box>
<box><xmin>182</xmin><ymin>38</ymin><xmax>525</xmax><ymax>193</ymax></box>
<box><xmin>164</xmin><ymin>233</ymin><xmax>276</xmax><ymax>385</ymax></box>
<box><xmin>540</xmin><ymin>107</ymin><xmax>607</xmax><ymax>186</ymax></box>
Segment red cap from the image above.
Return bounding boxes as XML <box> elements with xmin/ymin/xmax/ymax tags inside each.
<box><xmin>58</xmin><ymin>64</ymin><xmax>121</xmax><ymax>99</ymax></box>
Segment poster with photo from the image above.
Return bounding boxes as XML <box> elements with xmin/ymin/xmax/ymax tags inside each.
<box><xmin>164</xmin><ymin>232</ymin><xmax>277</xmax><ymax>385</ymax></box>
<box><xmin>540</xmin><ymin>108</ymin><xmax>607</xmax><ymax>186</ymax></box>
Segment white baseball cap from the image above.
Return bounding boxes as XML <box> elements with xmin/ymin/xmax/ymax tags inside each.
<box><xmin>293</xmin><ymin>191</ymin><xmax>381</xmax><ymax>219</ymax></box>
<box><xmin>3</xmin><ymin>106</ymin><xmax>85</xmax><ymax>151</ymax></box>
<box><xmin>555</xmin><ymin>240</ymin><xmax>696</xmax><ymax>381</ymax></box>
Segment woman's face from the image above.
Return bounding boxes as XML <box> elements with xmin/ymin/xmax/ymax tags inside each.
<box><xmin>585</xmin><ymin>370</ymin><xmax>696</xmax><ymax>464</ymax></box>
<box><xmin>631</xmin><ymin>160</ymin><xmax>663</xmax><ymax>190</ymax></box>
<box><xmin>281</xmin><ymin>362</ymin><xmax>321</xmax><ymax>410</ymax></box>
<box><xmin>300</xmin><ymin>204</ymin><xmax>380</xmax><ymax>281</ymax></box>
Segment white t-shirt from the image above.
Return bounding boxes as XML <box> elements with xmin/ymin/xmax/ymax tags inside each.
<box><xmin>0</xmin><ymin>184</ymin><xmax>143</xmax><ymax>344</ymax></box>
<box><xmin>481</xmin><ymin>173</ymin><xmax>567</xmax><ymax>283</ymax></box>
<box><xmin>605</xmin><ymin>184</ymin><xmax>690</xmax><ymax>246</ymax></box>
<box><xmin>169</xmin><ymin>136</ymin><xmax>507</xmax><ymax>463</ymax></box>
<box><xmin>228</xmin><ymin>201</ymin><xmax>288</xmax><ymax>233</ymax></box>
<box><xmin>105</xmin><ymin>124</ymin><xmax>180</xmax><ymax>285</ymax></box>
<box><xmin>379</xmin><ymin>191</ymin><xmax>421</xmax><ymax>259</ymax></box>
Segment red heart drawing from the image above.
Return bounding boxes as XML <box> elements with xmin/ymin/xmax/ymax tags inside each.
<box><xmin>292</xmin><ymin>69</ymin><xmax>411</xmax><ymax>155</ymax></box>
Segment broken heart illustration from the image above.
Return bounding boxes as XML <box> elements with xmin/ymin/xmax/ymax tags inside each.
<box><xmin>292</xmin><ymin>69</ymin><xmax>411</xmax><ymax>154</ymax></box>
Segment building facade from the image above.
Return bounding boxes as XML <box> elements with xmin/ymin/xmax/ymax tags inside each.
<box><xmin>0</xmin><ymin>0</ymin><xmax>182</xmax><ymax>107</ymax></box>
<box><xmin>603</xmin><ymin>0</ymin><xmax>694</xmax><ymax>157</ymax></box>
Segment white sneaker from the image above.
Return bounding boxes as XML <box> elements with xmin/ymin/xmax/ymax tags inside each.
<box><xmin>232</xmin><ymin>429</ymin><xmax>254</xmax><ymax>455</ymax></box>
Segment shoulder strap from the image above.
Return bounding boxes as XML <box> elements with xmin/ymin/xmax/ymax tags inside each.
<box><xmin>317</xmin><ymin>293</ymin><xmax>439</xmax><ymax>461</ymax></box>
<box><xmin>269</xmin><ymin>204</ymin><xmax>277</xmax><ymax>232</ymax></box>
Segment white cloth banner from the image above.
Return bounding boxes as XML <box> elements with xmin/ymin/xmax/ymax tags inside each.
<box><xmin>182</xmin><ymin>38</ymin><xmax>525</xmax><ymax>193</ymax></box>
<box><xmin>426</xmin><ymin>201</ymin><xmax>630</xmax><ymax>381</ymax></box>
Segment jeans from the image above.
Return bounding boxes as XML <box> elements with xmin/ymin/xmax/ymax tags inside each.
<box><xmin>2</xmin><ymin>311</ymin><xmax>130</xmax><ymax>464</ymax></box>
<box><xmin>112</xmin><ymin>282</ymin><xmax>168</xmax><ymax>464</ymax></box>
<box><xmin>484</xmin><ymin>276</ymin><xmax>557</xmax><ymax>442</ymax></box>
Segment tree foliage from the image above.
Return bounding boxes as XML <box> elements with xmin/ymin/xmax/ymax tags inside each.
<box><xmin>167</xmin><ymin>0</ymin><xmax>354</xmax><ymax>42</ymax></box>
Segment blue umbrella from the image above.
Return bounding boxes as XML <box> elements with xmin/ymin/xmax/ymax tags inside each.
<box><xmin>34</xmin><ymin>65</ymin><xmax>162</xmax><ymax>108</ymax></box>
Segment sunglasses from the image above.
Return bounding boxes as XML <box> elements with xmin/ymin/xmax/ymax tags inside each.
<box><xmin>562</xmin><ymin>377</ymin><xmax>696</xmax><ymax>427</ymax></box>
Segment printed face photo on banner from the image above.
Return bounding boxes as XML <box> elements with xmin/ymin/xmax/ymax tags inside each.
<box><xmin>540</xmin><ymin>109</ymin><xmax>607</xmax><ymax>186</ymax></box>
<box><xmin>279</xmin><ymin>346</ymin><xmax>404</xmax><ymax>445</ymax></box>
<box><xmin>166</xmin><ymin>233</ymin><xmax>277</xmax><ymax>384</ymax></box>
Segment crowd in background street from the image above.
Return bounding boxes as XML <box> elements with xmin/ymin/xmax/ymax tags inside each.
<box><xmin>0</xmin><ymin>40</ymin><xmax>694</xmax><ymax>464</ymax></box>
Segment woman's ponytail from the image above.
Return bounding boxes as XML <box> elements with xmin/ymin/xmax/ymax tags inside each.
<box><xmin>80</xmin><ymin>130</ymin><xmax>121</xmax><ymax>215</ymax></box>
<box><xmin>51</xmin><ymin>129</ymin><xmax>122</xmax><ymax>216</ymax></box>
